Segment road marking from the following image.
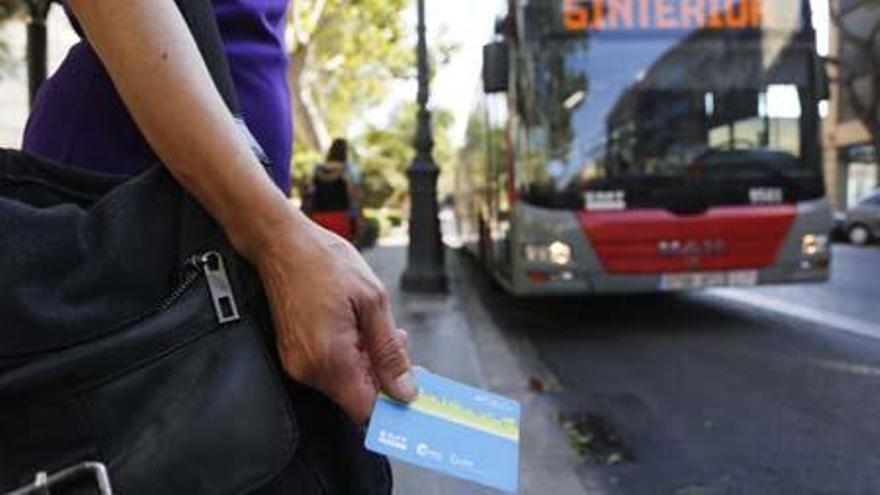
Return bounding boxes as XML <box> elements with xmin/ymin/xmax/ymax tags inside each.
<box><xmin>709</xmin><ymin>289</ymin><xmax>880</xmax><ymax>340</ymax></box>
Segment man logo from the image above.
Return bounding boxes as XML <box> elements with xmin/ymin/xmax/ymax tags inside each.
<box><xmin>658</xmin><ymin>239</ymin><xmax>727</xmax><ymax>257</ymax></box>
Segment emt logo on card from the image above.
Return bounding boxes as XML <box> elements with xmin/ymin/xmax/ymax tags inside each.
<box><xmin>365</xmin><ymin>367</ymin><xmax>522</xmax><ymax>493</ymax></box>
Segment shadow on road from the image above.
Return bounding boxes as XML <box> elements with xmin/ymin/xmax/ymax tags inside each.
<box><xmin>451</xmin><ymin>248</ymin><xmax>880</xmax><ymax>494</ymax></box>
<box><xmin>453</xmin><ymin>248</ymin><xmax>759</xmax><ymax>341</ymax></box>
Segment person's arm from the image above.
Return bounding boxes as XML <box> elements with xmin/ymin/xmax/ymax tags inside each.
<box><xmin>67</xmin><ymin>0</ymin><xmax>417</xmax><ymax>422</ymax></box>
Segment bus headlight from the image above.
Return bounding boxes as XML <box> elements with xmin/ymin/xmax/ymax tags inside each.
<box><xmin>524</xmin><ymin>241</ymin><xmax>572</xmax><ymax>266</ymax></box>
<box><xmin>801</xmin><ymin>234</ymin><xmax>829</xmax><ymax>257</ymax></box>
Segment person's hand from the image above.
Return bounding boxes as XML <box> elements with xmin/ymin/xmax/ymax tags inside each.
<box><xmin>251</xmin><ymin>207</ymin><xmax>418</xmax><ymax>423</ymax></box>
<box><xmin>67</xmin><ymin>0</ymin><xmax>412</xmax><ymax>421</ymax></box>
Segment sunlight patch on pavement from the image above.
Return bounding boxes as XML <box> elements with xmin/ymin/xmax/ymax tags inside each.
<box><xmin>378</xmin><ymin>235</ymin><xmax>409</xmax><ymax>248</ymax></box>
<box><xmin>710</xmin><ymin>289</ymin><xmax>880</xmax><ymax>341</ymax></box>
<box><xmin>377</xmin><ymin>209</ymin><xmax>462</xmax><ymax>248</ymax></box>
<box><xmin>378</xmin><ymin>227</ymin><xmax>409</xmax><ymax>247</ymax></box>
<box><xmin>720</xmin><ymin>344</ymin><xmax>880</xmax><ymax>378</ymax></box>
<box><xmin>787</xmin><ymin>355</ymin><xmax>880</xmax><ymax>378</ymax></box>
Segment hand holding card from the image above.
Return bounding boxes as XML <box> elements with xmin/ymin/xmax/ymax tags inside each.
<box><xmin>365</xmin><ymin>368</ymin><xmax>521</xmax><ymax>493</ymax></box>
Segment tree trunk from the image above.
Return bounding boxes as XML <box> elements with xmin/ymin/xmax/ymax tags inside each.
<box><xmin>289</xmin><ymin>45</ymin><xmax>331</xmax><ymax>154</ymax></box>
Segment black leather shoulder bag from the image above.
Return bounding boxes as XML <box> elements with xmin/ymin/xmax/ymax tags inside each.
<box><xmin>0</xmin><ymin>1</ymin><xmax>391</xmax><ymax>494</ymax></box>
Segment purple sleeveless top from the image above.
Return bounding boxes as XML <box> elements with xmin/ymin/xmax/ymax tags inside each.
<box><xmin>22</xmin><ymin>0</ymin><xmax>293</xmax><ymax>193</ymax></box>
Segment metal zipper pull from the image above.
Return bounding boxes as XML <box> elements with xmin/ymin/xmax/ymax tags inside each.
<box><xmin>197</xmin><ymin>251</ymin><xmax>241</xmax><ymax>324</ymax></box>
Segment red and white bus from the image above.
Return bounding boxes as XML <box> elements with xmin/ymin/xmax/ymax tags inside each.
<box><xmin>456</xmin><ymin>0</ymin><xmax>832</xmax><ymax>295</ymax></box>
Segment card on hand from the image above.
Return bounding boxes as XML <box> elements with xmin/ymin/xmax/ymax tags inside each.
<box><xmin>365</xmin><ymin>367</ymin><xmax>521</xmax><ymax>493</ymax></box>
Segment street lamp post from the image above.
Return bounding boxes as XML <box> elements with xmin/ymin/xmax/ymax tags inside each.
<box><xmin>26</xmin><ymin>0</ymin><xmax>52</xmax><ymax>108</ymax></box>
<box><xmin>401</xmin><ymin>0</ymin><xmax>448</xmax><ymax>294</ymax></box>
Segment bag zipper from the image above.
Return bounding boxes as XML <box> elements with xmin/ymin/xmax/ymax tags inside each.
<box><xmin>158</xmin><ymin>251</ymin><xmax>241</xmax><ymax>324</ymax></box>
<box><xmin>197</xmin><ymin>252</ymin><xmax>241</xmax><ymax>324</ymax></box>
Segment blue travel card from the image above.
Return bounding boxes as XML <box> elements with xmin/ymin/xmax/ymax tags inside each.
<box><xmin>365</xmin><ymin>368</ymin><xmax>521</xmax><ymax>493</ymax></box>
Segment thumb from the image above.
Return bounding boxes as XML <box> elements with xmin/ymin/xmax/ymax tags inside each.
<box><xmin>358</xmin><ymin>291</ymin><xmax>418</xmax><ymax>402</ymax></box>
<box><xmin>374</xmin><ymin>328</ymin><xmax>418</xmax><ymax>402</ymax></box>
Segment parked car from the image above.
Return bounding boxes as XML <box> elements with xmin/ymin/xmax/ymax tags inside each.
<box><xmin>835</xmin><ymin>190</ymin><xmax>880</xmax><ymax>246</ymax></box>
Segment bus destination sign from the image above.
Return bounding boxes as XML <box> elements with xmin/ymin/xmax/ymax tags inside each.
<box><xmin>562</xmin><ymin>0</ymin><xmax>766</xmax><ymax>32</ymax></box>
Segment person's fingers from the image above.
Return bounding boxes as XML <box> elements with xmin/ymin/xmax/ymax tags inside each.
<box><xmin>320</xmin><ymin>336</ymin><xmax>378</xmax><ymax>424</ymax></box>
<box><xmin>373</xmin><ymin>329</ymin><xmax>416</xmax><ymax>398</ymax></box>
<box><xmin>356</xmin><ymin>286</ymin><xmax>418</xmax><ymax>402</ymax></box>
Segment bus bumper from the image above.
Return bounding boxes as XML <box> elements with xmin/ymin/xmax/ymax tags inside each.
<box><xmin>507</xmin><ymin>263</ymin><xmax>829</xmax><ymax>296</ymax></box>
<box><xmin>508</xmin><ymin>200</ymin><xmax>832</xmax><ymax>296</ymax></box>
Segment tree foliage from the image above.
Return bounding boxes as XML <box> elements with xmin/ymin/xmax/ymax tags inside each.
<box><xmin>356</xmin><ymin>103</ymin><xmax>455</xmax><ymax>209</ymax></box>
<box><xmin>457</xmin><ymin>107</ymin><xmax>507</xmax><ymax>206</ymax></box>
<box><xmin>288</xmin><ymin>0</ymin><xmax>412</xmax><ymax>162</ymax></box>
<box><xmin>288</xmin><ymin>0</ymin><xmax>460</xmax><ymax>208</ymax></box>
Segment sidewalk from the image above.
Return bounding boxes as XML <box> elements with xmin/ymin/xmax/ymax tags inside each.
<box><xmin>364</xmin><ymin>246</ymin><xmax>601</xmax><ymax>495</ymax></box>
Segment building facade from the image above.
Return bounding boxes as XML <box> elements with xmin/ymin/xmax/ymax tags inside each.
<box><xmin>824</xmin><ymin>0</ymin><xmax>879</xmax><ymax>210</ymax></box>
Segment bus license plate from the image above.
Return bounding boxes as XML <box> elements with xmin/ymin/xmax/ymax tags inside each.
<box><xmin>660</xmin><ymin>270</ymin><xmax>758</xmax><ymax>291</ymax></box>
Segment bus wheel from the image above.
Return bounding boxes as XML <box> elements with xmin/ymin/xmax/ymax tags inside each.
<box><xmin>849</xmin><ymin>224</ymin><xmax>872</xmax><ymax>246</ymax></box>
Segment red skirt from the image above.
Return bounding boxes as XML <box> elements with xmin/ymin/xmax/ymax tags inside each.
<box><xmin>309</xmin><ymin>211</ymin><xmax>354</xmax><ymax>241</ymax></box>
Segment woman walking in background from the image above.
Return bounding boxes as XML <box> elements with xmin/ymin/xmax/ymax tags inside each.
<box><xmin>307</xmin><ymin>138</ymin><xmax>363</xmax><ymax>242</ymax></box>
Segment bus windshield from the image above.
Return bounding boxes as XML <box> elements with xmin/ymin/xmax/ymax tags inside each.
<box><xmin>516</xmin><ymin>0</ymin><xmax>825</xmax><ymax>210</ymax></box>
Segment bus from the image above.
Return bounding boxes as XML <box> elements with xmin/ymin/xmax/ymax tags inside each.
<box><xmin>456</xmin><ymin>0</ymin><xmax>832</xmax><ymax>295</ymax></box>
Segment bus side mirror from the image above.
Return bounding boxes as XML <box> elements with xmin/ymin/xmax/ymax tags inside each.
<box><xmin>483</xmin><ymin>42</ymin><xmax>509</xmax><ymax>94</ymax></box>
<box><xmin>816</xmin><ymin>56</ymin><xmax>830</xmax><ymax>101</ymax></box>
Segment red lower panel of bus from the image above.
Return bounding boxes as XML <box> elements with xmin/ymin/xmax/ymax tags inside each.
<box><xmin>576</xmin><ymin>206</ymin><xmax>797</xmax><ymax>274</ymax></box>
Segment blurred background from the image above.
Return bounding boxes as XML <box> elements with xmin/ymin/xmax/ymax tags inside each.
<box><xmin>0</xmin><ymin>0</ymin><xmax>877</xmax><ymax>222</ymax></box>
<box><xmin>3</xmin><ymin>1</ymin><xmax>880</xmax><ymax>494</ymax></box>
<box><xmin>0</xmin><ymin>0</ymin><xmax>504</xmax><ymax>242</ymax></box>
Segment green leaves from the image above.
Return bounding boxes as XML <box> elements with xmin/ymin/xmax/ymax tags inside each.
<box><xmin>557</xmin><ymin>413</ymin><xmax>633</xmax><ymax>466</ymax></box>
<box><xmin>308</xmin><ymin>0</ymin><xmax>412</xmax><ymax>132</ymax></box>
<box><xmin>356</xmin><ymin>103</ymin><xmax>456</xmax><ymax>209</ymax></box>
<box><xmin>289</xmin><ymin>0</ymin><xmax>411</xmax><ymax>145</ymax></box>
<box><xmin>289</xmin><ymin>0</ymin><xmax>414</xmax><ymax>192</ymax></box>
<box><xmin>289</xmin><ymin>0</ymin><xmax>459</xmax><ymax>210</ymax></box>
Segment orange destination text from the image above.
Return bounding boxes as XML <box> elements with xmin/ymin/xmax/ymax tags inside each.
<box><xmin>562</xmin><ymin>0</ymin><xmax>764</xmax><ymax>31</ymax></box>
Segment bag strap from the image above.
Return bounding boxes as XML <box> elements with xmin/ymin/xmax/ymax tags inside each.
<box><xmin>174</xmin><ymin>0</ymin><xmax>241</xmax><ymax>115</ymax></box>
<box><xmin>173</xmin><ymin>0</ymin><xmax>271</xmax><ymax>166</ymax></box>
<box><xmin>166</xmin><ymin>0</ymin><xmax>273</xmax><ymax>259</ymax></box>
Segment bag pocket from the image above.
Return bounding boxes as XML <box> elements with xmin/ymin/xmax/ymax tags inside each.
<box><xmin>88</xmin><ymin>315</ymin><xmax>298</xmax><ymax>495</ymax></box>
<box><xmin>0</xmin><ymin>251</ymin><xmax>298</xmax><ymax>495</ymax></box>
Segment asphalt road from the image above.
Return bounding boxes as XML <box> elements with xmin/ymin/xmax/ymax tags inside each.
<box><xmin>461</xmin><ymin>245</ymin><xmax>880</xmax><ymax>494</ymax></box>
